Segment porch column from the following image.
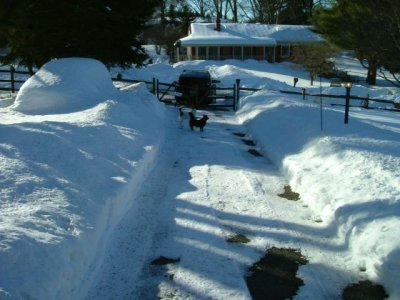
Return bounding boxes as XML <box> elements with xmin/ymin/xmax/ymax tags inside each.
<box><xmin>273</xmin><ymin>47</ymin><xmax>276</xmax><ymax>63</ymax></box>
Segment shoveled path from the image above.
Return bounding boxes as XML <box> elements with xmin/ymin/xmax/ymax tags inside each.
<box><xmin>84</xmin><ymin>106</ymin><xmax>327</xmax><ymax>299</ymax></box>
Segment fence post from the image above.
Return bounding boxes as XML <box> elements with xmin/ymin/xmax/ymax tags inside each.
<box><xmin>10</xmin><ymin>66</ymin><xmax>15</xmax><ymax>93</ymax></box>
<box><xmin>302</xmin><ymin>88</ymin><xmax>306</xmax><ymax>100</ymax></box>
<box><xmin>363</xmin><ymin>94</ymin><xmax>370</xmax><ymax>109</ymax></box>
<box><xmin>235</xmin><ymin>79</ymin><xmax>240</xmax><ymax>111</ymax></box>
<box><xmin>156</xmin><ymin>79</ymin><xmax>160</xmax><ymax>100</ymax></box>
<box><xmin>344</xmin><ymin>83</ymin><xmax>352</xmax><ymax>124</ymax></box>
<box><xmin>232</xmin><ymin>84</ymin><xmax>236</xmax><ymax>111</ymax></box>
<box><xmin>152</xmin><ymin>77</ymin><xmax>156</xmax><ymax>94</ymax></box>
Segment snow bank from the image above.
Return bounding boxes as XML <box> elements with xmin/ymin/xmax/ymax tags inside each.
<box><xmin>12</xmin><ymin>57</ymin><xmax>119</xmax><ymax>115</ymax></box>
<box><xmin>0</xmin><ymin>58</ymin><xmax>165</xmax><ymax>299</ymax></box>
<box><xmin>238</xmin><ymin>91</ymin><xmax>400</xmax><ymax>299</ymax></box>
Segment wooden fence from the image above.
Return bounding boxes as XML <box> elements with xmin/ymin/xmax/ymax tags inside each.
<box><xmin>112</xmin><ymin>77</ymin><xmax>258</xmax><ymax>111</ymax></box>
<box><xmin>281</xmin><ymin>89</ymin><xmax>400</xmax><ymax>112</ymax></box>
<box><xmin>0</xmin><ymin>66</ymin><xmax>32</xmax><ymax>92</ymax></box>
<box><xmin>2</xmin><ymin>66</ymin><xmax>397</xmax><ymax>112</ymax></box>
<box><xmin>118</xmin><ymin>76</ymin><xmax>400</xmax><ymax>112</ymax></box>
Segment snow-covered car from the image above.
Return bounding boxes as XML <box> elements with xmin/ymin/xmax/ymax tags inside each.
<box><xmin>175</xmin><ymin>70</ymin><xmax>219</xmax><ymax>108</ymax></box>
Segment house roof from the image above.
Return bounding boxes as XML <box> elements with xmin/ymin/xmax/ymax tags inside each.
<box><xmin>178</xmin><ymin>23</ymin><xmax>323</xmax><ymax>47</ymax></box>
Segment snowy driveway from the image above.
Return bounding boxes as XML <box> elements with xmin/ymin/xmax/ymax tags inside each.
<box><xmin>84</xmin><ymin>106</ymin><xmax>334</xmax><ymax>300</ymax></box>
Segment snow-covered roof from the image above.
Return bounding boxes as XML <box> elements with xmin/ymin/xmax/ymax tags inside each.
<box><xmin>178</xmin><ymin>23</ymin><xmax>323</xmax><ymax>47</ymax></box>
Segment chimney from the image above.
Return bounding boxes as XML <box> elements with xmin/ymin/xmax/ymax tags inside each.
<box><xmin>215</xmin><ymin>18</ymin><xmax>221</xmax><ymax>31</ymax></box>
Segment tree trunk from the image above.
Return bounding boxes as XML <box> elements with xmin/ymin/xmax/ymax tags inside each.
<box><xmin>155</xmin><ymin>44</ymin><xmax>162</xmax><ymax>55</ymax></box>
<box><xmin>233</xmin><ymin>0</ymin><xmax>238</xmax><ymax>22</ymax></box>
<box><xmin>27</xmin><ymin>63</ymin><xmax>35</xmax><ymax>76</ymax></box>
<box><xmin>310</xmin><ymin>72</ymin><xmax>315</xmax><ymax>86</ymax></box>
<box><xmin>366</xmin><ymin>59</ymin><xmax>378</xmax><ymax>85</ymax></box>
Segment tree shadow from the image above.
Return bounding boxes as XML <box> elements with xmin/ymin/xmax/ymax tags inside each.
<box><xmin>140</xmin><ymin>109</ymin><xmax>397</xmax><ymax>298</ymax></box>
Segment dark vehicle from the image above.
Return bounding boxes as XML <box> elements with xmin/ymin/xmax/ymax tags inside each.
<box><xmin>175</xmin><ymin>70</ymin><xmax>219</xmax><ymax>108</ymax></box>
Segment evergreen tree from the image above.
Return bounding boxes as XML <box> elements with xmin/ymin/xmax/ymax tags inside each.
<box><xmin>279</xmin><ymin>0</ymin><xmax>314</xmax><ymax>25</ymax></box>
<box><xmin>0</xmin><ymin>0</ymin><xmax>158</xmax><ymax>70</ymax></box>
<box><xmin>144</xmin><ymin>3</ymin><xmax>197</xmax><ymax>57</ymax></box>
<box><xmin>371</xmin><ymin>1</ymin><xmax>400</xmax><ymax>86</ymax></box>
<box><xmin>243</xmin><ymin>0</ymin><xmax>317</xmax><ymax>24</ymax></box>
<box><xmin>313</xmin><ymin>0</ymin><xmax>400</xmax><ymax>85</ymax></box>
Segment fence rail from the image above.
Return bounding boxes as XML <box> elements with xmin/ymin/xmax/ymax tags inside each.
<box><xmin>280</xmin><ymin>89</ymin><xmax>399</xmax><ymax>111</ymax></box>
<box><xmin>112</xmin><ymin>77</ymin><xmax>400</xmax><ymax>112</ymax></box>
<box><xmin>0</xmin><ymin>69</ymin><xmax>31</xmax><ymax>75</ymax></box>
<box><xmin>0</xmin><ymin>66</ymin><xmax>33</xmax><ymax>92</ymax></box>
<box><xmin>112</xmin><ymin>77</ymin><xmax>244</xmax><ymax>110</ymax></box>
<box><xmin>2</xmin><ymin>66</ymin><xmax>397</xmax><ymax>113</ymax></box>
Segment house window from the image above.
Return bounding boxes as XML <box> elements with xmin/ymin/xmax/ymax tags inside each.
<box><xmin>265</xmin><ymin>47</ymin><xmax>274</xmax><ymax>62</ymax></box>
<box><xmin>220</xmin><ymin>47</ymin><xmax>233</xmax><ymax>60</ymax></box>
<box><xmin>281</xmin><ymin>45</ymin><xmax>291</xmax><ymax>57</ymax></box>
<box><xmin>208</xmin><ymin>47</ymin><xmax>218</xmax><ymax>60</ymax></box>
<box><xmin>198</xmin><ymin>47</ymin><xmax>207</xmax><ymax>60</ymax></box>
<box><xmin>178</xmin><ymin>47</ymin><xmax>188</xmax><ymax>61</ymax></box>
<box><xmin>233</xmin><ymin>47</ymin><xmax>242</xmax><ymax>59</ymax></box>
<box><xmin>290</xmin><ymin>45</ymin><xmax>297</xmax><ymax>57</ymax></box>
<box><xmin>243</xmin><ymin>47</ymin><xmax>252</xmax><ymax>59</ymax></box>
<box><xmin>190</xmin><ymin>47</ymin><xmax>196</xmax><ymax>60</ymax></box>
<box><xmin>253</xmin><ymin>47</ymin><xmax>264</xmax><ymax>60</ymax></box>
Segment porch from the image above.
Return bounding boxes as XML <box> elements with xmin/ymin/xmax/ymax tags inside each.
<box><xmin>175</xmin><ymin>45</ymin><xmax>294</xmax><ymax>62</ymax></box>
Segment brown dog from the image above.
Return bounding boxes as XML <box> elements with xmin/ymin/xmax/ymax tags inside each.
<box><xmin>189</xmin><ymin>112</ymin><xmax>209</xmax><ymax>131</ymax></box>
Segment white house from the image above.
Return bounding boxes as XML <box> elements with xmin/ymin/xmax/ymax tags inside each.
<box><xmin>174</xmin><ymin>21</ymin><xmax>323</xmax><ymax>62</ymax></box>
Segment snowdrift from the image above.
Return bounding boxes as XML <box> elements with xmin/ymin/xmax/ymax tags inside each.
<box><xmin>0</xmin><ymin>58</ymin><xmax>165</xmax><ymax>299</ymax></box>
<box><xmin>238</xmin><ymin>92</ymin><xmax>400</xmax><ymax>299</ymax></box>
<box><xmin>12</xmin><ymin>57</ymin><xmax>119</xmax><ymax>115</ymax></box>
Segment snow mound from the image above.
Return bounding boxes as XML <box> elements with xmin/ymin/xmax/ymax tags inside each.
<box><xmin>12</xmin><ymin>57</ymin><xmax>118</xmax><ymax>115</ymax></box>
<box><xmin>239</xmin><ymin>93</ymin><xmax>400</xmax><ymax>299</ymax></box>
<box><xmin>0</xmin><ymin>59</ymin><xmax>166</xmax><ymax>298</ymax></box>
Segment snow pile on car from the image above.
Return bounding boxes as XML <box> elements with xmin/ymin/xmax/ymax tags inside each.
<box><xmin>12</xmin><ymin>57</ymin><xmax>119</xmax><ymax>115</ymax></box>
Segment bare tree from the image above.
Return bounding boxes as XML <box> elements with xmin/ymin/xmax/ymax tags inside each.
<box><xmin>158</xmin><ymin>0</ymin><xmax>186</xmax><ymax>23</ymax></box>
<box><xmin>212</xmin><ymin>0</ymin><xmax>223</xmax><ymax>18</ymax></box>
<box><xmin>237</xmin><ymin>0</ymin><xmax>329</xmax><ymax>23</ymax></box>
<box><xmin>185</xmin><ymin>0</ymin><xmax>329</xmax><ymax>23</ymax></box>
<box><xmin>225</xmin><ymin>0</ymin><xmax>238</xmax><ymax>22</ymax></box>
<box><xmin>292</xmin><ymin>43</ymin><xmax>339</xmax><ymax>85</ymax></box>
<box><xmin>205</xmin><ymin>0</ymin><xmax>236</xmax><ymax>21</ymax></box>
<box><xmin>240</xmin><ymin>0</ymin><xmax>284</xmax><ymax>23</ymax></box>
<box><xmin>189</xmin><ymin>0</ymin><xmax>211</xmax><ymax>18</ymax></box>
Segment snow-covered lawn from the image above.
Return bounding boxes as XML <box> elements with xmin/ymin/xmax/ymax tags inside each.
<box><xmin>0</xmin><ymin>56</ymin><xmax>399</xmax><ymax>299</ymax></box>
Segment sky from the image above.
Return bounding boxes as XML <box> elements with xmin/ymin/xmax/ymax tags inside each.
<box><xmin>0</xmin><ymin>52</ymin><xmax>399</xmax><ymax>299</ymax></box>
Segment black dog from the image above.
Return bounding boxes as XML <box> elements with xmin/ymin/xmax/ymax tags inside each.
<box><xmin>189</xmin><ymin>112</ymin><xmax>209</xmax><ymax>131</ymax></box>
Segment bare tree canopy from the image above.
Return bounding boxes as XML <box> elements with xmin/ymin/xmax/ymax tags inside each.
<box><xmin>184</xmin><ymin>0</ymin><xmax>329</xmax><ymax>23</ymax></box>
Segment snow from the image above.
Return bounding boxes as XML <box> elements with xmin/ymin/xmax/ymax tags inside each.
<box><xmin>178</xmin><ymin>23</ymin><xmax>323</xmax><ymax>46</ymax></box>
<box><xmin>1</xmin><ymin>55</ymin><xmax>399</xmax><ymax>299</ymax></box>
<box><xmin>12</xmin><ymin>58</ymin><xmax>119</xmax><ymax>115</ymax></box>
<box><xmin>0</xmin><ymin>58</ymin><xmax>165</xmax><ymax>299</ymax></box>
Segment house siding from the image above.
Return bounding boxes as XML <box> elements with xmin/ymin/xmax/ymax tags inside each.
<box><xmin>175</xmin><ymin>23</ymin><xmax>322</xmax><ymax>62</ymax></box>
